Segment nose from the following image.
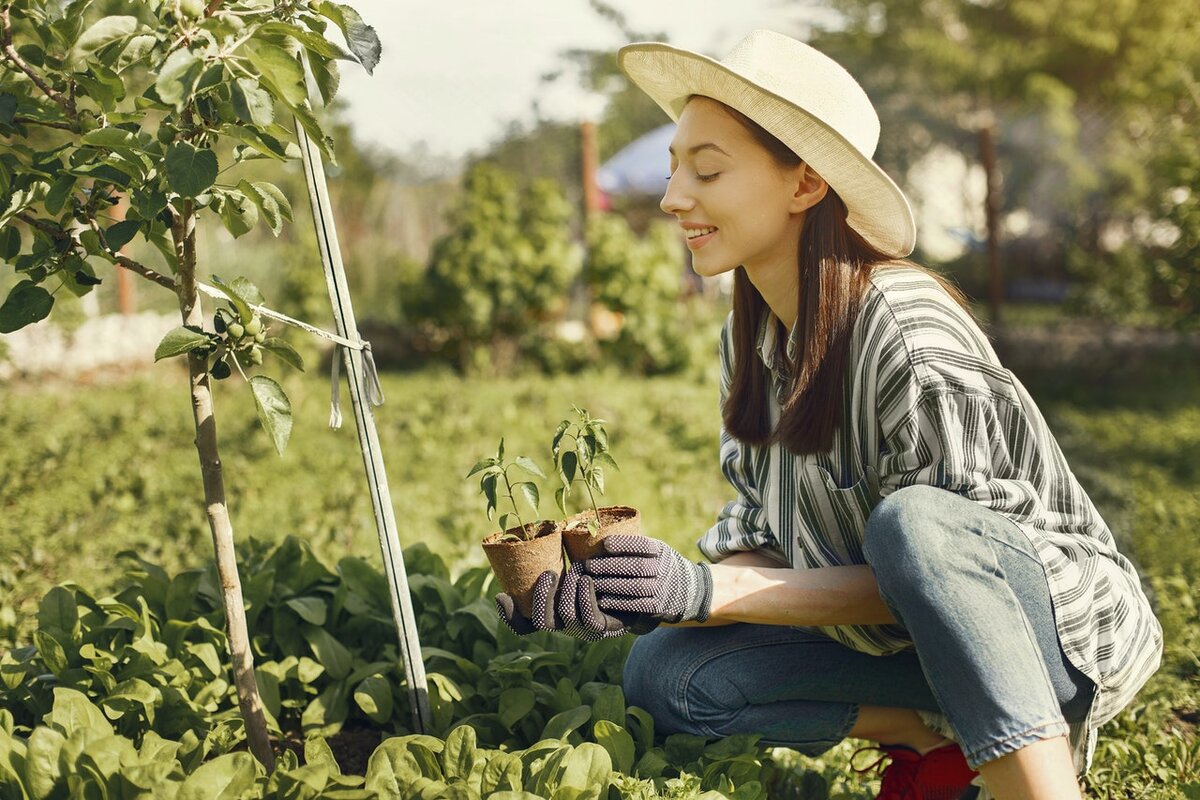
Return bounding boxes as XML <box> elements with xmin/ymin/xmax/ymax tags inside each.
<box><xmin>660</xmin><ymin>172</ymin><xmax>694</xmax><ymax>216</ymax></box>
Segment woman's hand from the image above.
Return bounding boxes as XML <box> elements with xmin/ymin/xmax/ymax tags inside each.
<box><xmin>495</xmin><ymin>565</ymin><xmax>658</xmax><ymax>640</ymax></box>
<box><xmin>583</xmin><ymin>535</ymin><xmax>714</xmax><ymax>624</ymax></box>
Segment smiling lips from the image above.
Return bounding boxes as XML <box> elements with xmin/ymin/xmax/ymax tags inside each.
<box><xmin>682</xmin><ymin>225</ymin><xmax>717</xmax><ymax>249</ymax></box>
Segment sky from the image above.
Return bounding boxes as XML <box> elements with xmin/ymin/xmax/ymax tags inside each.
<box><xmin>333</xmin><ymin>1</ymin><xmax>834</xmax><ymax>159</ymax></box>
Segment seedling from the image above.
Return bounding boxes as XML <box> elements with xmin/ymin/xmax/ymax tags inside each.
<box><xmin>467</xmin><ymin>438</ymin><xmax>549</xmax><ymax>541</ymax></box>
<box><xmin>551</xmin><ymin>405</ymin><xmax>619</xmax><ymax>534</ymax></box>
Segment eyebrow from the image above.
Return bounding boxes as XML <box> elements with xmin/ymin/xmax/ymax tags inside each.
<box><xmin>667</xmin><ymin>143</ymin><xmax>732</xmax><ymax>158</ymax></box>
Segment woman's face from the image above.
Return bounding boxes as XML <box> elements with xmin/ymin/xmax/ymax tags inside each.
<box><xmin>661</xmin><ymin>97</ymin><xmax>814</xmax><ymax>280</ymax></box>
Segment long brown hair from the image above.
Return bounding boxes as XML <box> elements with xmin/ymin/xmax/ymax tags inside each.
<box><xmin>712</xmin><ymin>100</ymin><xmax>968</xmax><ymax>455</ymax></box>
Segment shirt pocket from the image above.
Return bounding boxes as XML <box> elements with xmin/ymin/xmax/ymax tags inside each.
<box><xmin>795</xmin><ymin>464</ymin><xmax>881</xmax><ymax>566</ymax></box>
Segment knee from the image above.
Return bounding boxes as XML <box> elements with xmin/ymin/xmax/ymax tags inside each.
<box><xmin>623</xmin><ymin>627</ymin><xmax>741</xmax><ymax>738</ymax></box>
<box><xmin>623</xmin><ymin>628</ymin><xmax>697</xmax><ymax>735</ymax></box>
<box><xmin>863</xmin><ymin>485</ymin><xmax>952</xmax><ymax>592</ymax></box>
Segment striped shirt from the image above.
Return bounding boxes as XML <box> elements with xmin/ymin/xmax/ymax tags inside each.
<box><xmin>697</xmin><ymin>265</ymin><xmax>1162</xmax><ymax>770</ymax></box>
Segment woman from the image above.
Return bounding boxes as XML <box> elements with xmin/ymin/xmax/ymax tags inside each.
<box><xmin>496</xmin><ymin>30</ymin><xmax>1161</xmax><ymax>800</ymax></box>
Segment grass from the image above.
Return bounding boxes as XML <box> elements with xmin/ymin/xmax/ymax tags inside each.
<box><xmin>1</xmin><ymin>340</ymin><xmax>1197</xmax><ymax>796</ymax></box>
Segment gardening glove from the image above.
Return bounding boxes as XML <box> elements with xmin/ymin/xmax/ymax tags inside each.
<box><xmin>583</xmin><ymin>535</ymin><xmax>714</xmax><ymax>624</ymax></box>
<box><xmin>495</xmin><ymin>566</ymin><xmax>658</xmax><ymax>641</ymax></box>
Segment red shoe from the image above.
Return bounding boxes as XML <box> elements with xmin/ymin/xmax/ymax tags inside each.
<box><xmin>852</xmin><ymin>742</ymin><xmax>980</xmax><ymax>799</ymax></box>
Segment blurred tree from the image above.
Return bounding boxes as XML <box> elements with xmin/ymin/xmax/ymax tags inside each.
<box><xmin>812</xmin><ymin>0</ymin><xmax>1199</xmax><ymax>326</ymax></box>
<box><xmin>419</xmin><ymin>162</ymin><xmax>581</xmax><ymax>371</ymax></box>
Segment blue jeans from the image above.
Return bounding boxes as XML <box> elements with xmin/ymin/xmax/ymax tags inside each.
<box><xmin>622</xmin><ymin>485</ymin><xmax>1095</xmax><ymax>769</ymax></box>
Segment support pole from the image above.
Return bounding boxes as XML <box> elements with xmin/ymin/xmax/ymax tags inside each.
<box><xmin>295</xmin><ymin>121</ymin><xmax>433</xmax><ymax>734</ymax></box>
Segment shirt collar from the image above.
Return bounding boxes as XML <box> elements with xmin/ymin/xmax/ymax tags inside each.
<box><xmin>756</xmin><ymin>311</ymin><xmax>800</xmax><ymax>382</ymax></box>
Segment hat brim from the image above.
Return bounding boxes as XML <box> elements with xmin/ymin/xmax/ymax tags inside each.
<box><xmin>618</xmin><ymin>41</ymin><xmax>916</xmax><ymax>259</ymax></box>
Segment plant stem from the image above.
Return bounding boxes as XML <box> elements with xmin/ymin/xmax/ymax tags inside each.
<box><xmin>568</xmin><ymin>431</ymin><xmax>601</xmax><ymax>521</ymax></box>
<box><xmin>171</xmin><ymin>200</ymin><xmax>275</xmax><ymax>772</ymax></box>
<box><xmin>500</xmin><ymin>466</ymin><xmax>527</xmax><ymax>537</ymax></box>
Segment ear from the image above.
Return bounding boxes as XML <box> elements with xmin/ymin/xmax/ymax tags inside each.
<box><xmin>788</xmin><ymin>163</ymin><xmax>828</xmax><ymax>214</ymax></box>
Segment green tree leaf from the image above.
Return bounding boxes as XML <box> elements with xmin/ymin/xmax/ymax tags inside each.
<box><xmin>317</xmin><ymin>2</ymin><xmax>381</xmax><ymax>74</ymax></box>
<box><xmin>215</xmin><ymin>188</ymin><xmax>258</xmax><ymax>238</ymax></box>
<box><xmin>353</xmin><ymin>674</ymin><xmax>393</xmax><ymax>724</ymax></box>
<box><xmin>0</xmin><ymin>92</ymin><xmax>16</xmax><ymax>125</ymax></box>
<box><xmin>249</xmin><ymin>375</ymin><xmax>293</xmax><ymax>456</ymax></box>
<box><xmin>154</xmin><ymin>326</ymin><xmax>211</xmax><ymax>361</ymax></box>
<box><xmin>155</xmin><ymin>48</ymin><xmax>204</xmax><ymax>109</ymax></box>
<box><xmin>210</xmin><ymin>275</ymin><xmax>253</xmax><ymax>323</ymax></box>
<box><xmin>245</xmin><ymin>41</ymin><xmax>307</xmax><ymax>106</ymax></box>
<box><xmin>164</xmin><ymin>142</ymin><xmax>218</xmax><ymax>197</ymax></box>
<box><xmin>68</xmin><ymin>16</ymin><xmax>138</xmax><ymax>68</ymax></box>
<box><xmin>308</xmin><ymin>52</ymin><xmax>341</xmax><ymax>106</ymax></box>
<box><xmin>0</xmin><ymin>282</ymin><xmax>53</xmax><ymax>333</ymax></box>
<box><xmin>259</xmin><ymin>337</ymin><xmax>305</xmax><ymax>372</ymax></box>
<box><xmin>237</xmin><ymin>179</ymin><xmax>289</xmax><ymax>235</ymax></box>
<box><xmin>231</xmin><ymin>77</ymin><xmax>274</xmax><ymax>127</ymax></box>
<box><xmin>514</xmin><ymin>456</ymin><xmax>547</xmax><ymax>479</ymax></box>
<box><xmin>104</xmin><ymin>219</ymin><xmax>141</xmax><ymax>250</ymax></box>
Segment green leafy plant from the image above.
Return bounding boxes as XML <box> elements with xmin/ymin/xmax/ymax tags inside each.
<box><xmin>0</xmin><ymin>0</ymin><xmax>380</xmax><ymax>770</ymax></box>
<box><xmin>467</xmin><ymin>438</ymin><xmax>550</xmax><ymax>541</ymax></box>
<box><xmin>552</xmin><ymin>405</ymin><xmax>619</xmax><ymax>533</ymax></box>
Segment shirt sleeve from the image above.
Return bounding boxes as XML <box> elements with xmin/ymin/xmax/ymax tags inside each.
<box><xmin>696</xmin><ymin>316</ymin><xmax>789</xmax><ymax>565</ymax></box>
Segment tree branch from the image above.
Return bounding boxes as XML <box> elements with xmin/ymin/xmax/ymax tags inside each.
<box><xmin>15</xmin><ymin>212</ymin><xmax>177</xmax><ymax>291</ymax></box>
<box><xmin>12</xmin><ymin>116</ymin><xmax>74</xmax><ymax>131</ymax></box>
<box><xmin>0</xmin><ymin>8</ymin><xmax>75</xmax><ymax>119</ymax></box>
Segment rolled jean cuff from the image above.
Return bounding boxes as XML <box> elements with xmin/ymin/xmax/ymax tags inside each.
<box><xmin>964</xmin><ymin>718</ymin><xmax>1070</xmax><ymax>769</ymax></box>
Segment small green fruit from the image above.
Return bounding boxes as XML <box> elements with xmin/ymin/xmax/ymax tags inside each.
<box><xmin>179</xmin><ymin>0</ymin><xmax>205</xmax><ymax>18</ymax></box>
<box><xmin>249</xmin><ymin>346</ymin><xmax>264</xmax><ymax>366</ymax></box>
<box><xmin>227</xmin><ymin>322</ymin><xmax>245</xmax><ymax>339</ymax></box>
<box><xmin>244</xmin><ymin>317</ymin><xmax>263</xmax><ymax>337</ymax></box>
<box><xmin>254</xmin><ymin>330</ymin><xmax>266</xmax><ymax>343</ymax></box>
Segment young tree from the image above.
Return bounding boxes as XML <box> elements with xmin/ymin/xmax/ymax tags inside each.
<box><xmin>0</xmin><ymin>0</ymin><xmax>380</xmax><ymax>769</ymax></box>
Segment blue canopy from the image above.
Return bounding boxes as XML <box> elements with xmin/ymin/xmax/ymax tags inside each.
<box><xmin>597</xmin><ymin>123</ymin><xmax>676</xmax><ymax>197</ymax></box>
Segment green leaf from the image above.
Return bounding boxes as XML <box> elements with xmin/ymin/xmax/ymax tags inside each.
<box><xmin>210</xmin><ymin>275</ymin><xmax>253</xmax><ymax>323</ymax></box>
<box><xmin>541</xmin><ymin>705</ymin><xmax>591</xmax><ymax>741</ymax></box>
<box><xmin>304</xmin><ymin>736</ymin><xmax>341</xmax><ymax>775</ymax></box>
<box><xmin>38</xmin><ymin>586</ymin><xmax>78</xmax><ymax>639</ymax></box>
<box><xmin>155</xmin><ymin>47</ymin><xmax>204</xmax><ymax>109</ymax></box>
<box><xmin>481</xmin><ymin>752</ymin><xmax>523</xmax><ymax>794</ymax></box>
<box><xmin>593</xmin><ymin>720</ymin><xmax>635</xmax><ymax>775</ymax></box>
<box><xmin>0</xmin><ymin>281</ymin><xmax>53</xmax><ymax>333</ymax></box>
<box><xmin>104</xmin><ymin>219</ymin><xmax>140</xmax><ymax>250</ymax></box>
<box><xmin>178</xmin><ymin>752</ymin><xmax>258</xmax><ymax>800</ymax></box>
<box><xmin>0</xmin><ymin>92</ymin><xmax>15</xmax><ymax>125</ymax></box>
<box><xmin>216</xmin><ymin>188</ymin><xmax>258</xmax><ymax>238</ymax></box>
<box><xmin>561</xmin><ymin>451</ymin><xmax>578</xmax><ymax>484</ymax></box>
<box><xmin>0</xmin><ymin>226</ymin><xmax>20</xmax><ymax>261</ymax></box>
<box><xmin>154</xmin><ymin>326</ymin><xmax>211</xmax><ymax>361</ymax></box>
<box><xmin>68</xmin><ymin>16</ymin><xmax>138</xmax><ymax>68</ymax></box>
<box><xmin>245</xmin><ymin>41</ymin><xmax>307</xmax><ymax>106</ymax></box>
<box><xmin>34</xmin><ymin>630</ymin><xmax>68</xmax><ymax>675</ymax></box>
<box><xmin>516</xmin><ymin>482</ymin><xmax>540</xmax><ymax>515</ymax></box>
<box><xmin>45</xmin><ymin>687</ymin><xmax>113</xmax><ymax>738</ymax></box>
<box><xmin>24</xmin><ymin>726</ymin><xmax>66</xmax><ymax>798</ymax></box>
<box><xmin>591</xmin><ymin>684</ymin><xmax>625</xmax><ymax>727</ymax></box>
<box><xmin>441</xmin><ymin>725</ymin><xmax>476</xmax><ymax>781</ymax></box>
<box><xmin>229</xmin><ymin>275</ymin><xmax>265</xmax><ymax>306</ymax></box>
<box><xmin>249</xmin><ymin>375</ymin><xmax>293</xmax><ymax>456</ymax></box>
<box><xmin>466</xmin><ymin>458</ymin><xmax>495</xmax><ymax>479</ymax></box>
<box><xmin>285</xmin><ymin>596</ymin><xmax>327</xmax><ymax>625</ymax></box>
<box><xmin>309</xmin><ymin>52</ymin><xmax>341</xmax><ymax>106</ymax></box>
<box><xmin>303</xmin><ymin>626</ymin><xmax>351</xmax><ymax>680</ymax></box>
<box><xmin>593</xmin><ymin>451</ymin><xmax>619</xmax><ymax>471</ymax></box>
<box><xmin>514</xmin><ymin>456</ymin><xmax>547</xmax><ymax>479</ymax></box>
<box><xmin>318</xmin><ymin>3</ymin><xmax>381</xmax><ymax>74</ymax></box>
<box><xmin>557</xmin><ymin>743</ymin><xmax>611</xmax><ymax>797</ymax></box>
<box><xmin>237</xmin><ymin>179</ymin><xmax>289</xmax><ymax>235</ymax></box>
<box><xmin>353</xmin><ymin>674</ymin><xmax>393</xmax><ymax>724</ymax></box>
<box><xmin>498</xmin><ymin>687</ymin><xmax>535</xmax><ymax>730</ymax></box>
<box><xmin>255</xmin><ymin>21</ymin><xmax>357</xmax><ymax>62</ymax></box>
<box><xmin>259</xmin><ymin>337</ymin><xmax>305</xmax><ymax>372</ymax></box>
<box><xmin>164</xmin><ymin>141</ymin><xmax>218</xmax><ymax>197</ymax></box>
<box><xmin>231</xmin><ymin>77</ymin><xmax>274</xmax><ymax>128</ymax></box>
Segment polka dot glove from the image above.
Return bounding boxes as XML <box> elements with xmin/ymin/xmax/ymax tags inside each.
<box><xmin>584</xmin><ymin>535</ymin><xmax>713</xmax><ymax>624</ymax></box>
<box><xmin>495</xmin><ymin>566</ymin><xmax>660</xmax><ymax>640</ymax></box>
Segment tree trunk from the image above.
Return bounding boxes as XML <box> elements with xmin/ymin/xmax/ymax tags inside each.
<box><xmin>172</xmin><ymin>203</ymin><xmax>276</xmax><ymax>772</ymax></box>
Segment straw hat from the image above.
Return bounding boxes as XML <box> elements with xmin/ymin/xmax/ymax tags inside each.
<box><xmin>618</xmin><ymin>30</ymin><xmax>916</xmax><ymax>258</ymax></box>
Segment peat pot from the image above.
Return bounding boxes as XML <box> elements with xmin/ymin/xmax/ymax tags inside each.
<box><xmin>481</xmin><ymin>520</ymin><xmax>564</xmax><ymax>619</ymax></box>
<box><xmin>562</xmin><ymin>505</ymin><xmax>641</xmax><ymax>564</ymax></box>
